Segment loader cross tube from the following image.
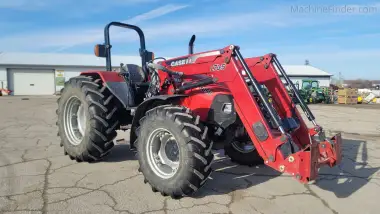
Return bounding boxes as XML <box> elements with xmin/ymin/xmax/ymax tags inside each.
<box><xmin>233</xmin><ymin>48</ymin><xmax>285</xmax><ymax>134</ymax></box>
<box><xmin>104</xmin><ymin>22</ymin><xmax>147</xmax><ymax>72</ymax></box>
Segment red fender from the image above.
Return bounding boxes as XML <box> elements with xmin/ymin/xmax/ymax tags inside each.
<box><xmin>80</xmin><ymin>71</ymin><xmax>134</xmax><ymax>108</ymax></box>
<box><xmin>80</xmin><ymin>70</ymin><xmax>125</xmax><ymax>82</ymax></box>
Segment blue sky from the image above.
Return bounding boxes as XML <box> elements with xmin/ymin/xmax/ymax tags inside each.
<box><xmin>0</xmin><ymin>0</ymin><xmax>379</xmax><ymax>80</ymax></box>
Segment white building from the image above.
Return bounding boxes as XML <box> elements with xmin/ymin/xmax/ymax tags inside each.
<box><xmin>0</xmin><ymin>52</ymin><xmax>333</xmax><ymax>95</ymax></box>
<box><xmin>280</xmin><ymin>65</ymin><xmax>333</xmax><ymax>88</ymax></box>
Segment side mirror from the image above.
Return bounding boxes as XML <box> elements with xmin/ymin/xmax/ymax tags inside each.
<box><xmin>94</xmin><ymin>44</ymin><xmax>107</xmax><ymax>58</ymax></box>
<box><xmin>144</xmin><ymin>51</ymin><xmax>154</xmax><ymax>62</ymax></box>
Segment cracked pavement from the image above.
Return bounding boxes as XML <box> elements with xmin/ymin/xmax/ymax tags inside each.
<box><xmin>1</xmin><ymin>96</ymin><xmax>379</xmax><ymax>214</ymax></box>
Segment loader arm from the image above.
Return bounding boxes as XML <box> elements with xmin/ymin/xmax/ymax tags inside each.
<box><xmin>159</xmin><ymin>45</ymin><xmax>342</xmax><ymax>183</ymax></box>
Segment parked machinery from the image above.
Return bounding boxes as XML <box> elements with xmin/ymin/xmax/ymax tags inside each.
<box><xmin>294</xmin><ymin>79</ymin><xmax>331</xmax><ymax>104</ymax></box>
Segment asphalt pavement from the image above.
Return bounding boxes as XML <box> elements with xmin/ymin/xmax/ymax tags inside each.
<box><xmin>1</xmin><ymin>96</ymin><xmax>379</xmax><ymax>214</ymax></box>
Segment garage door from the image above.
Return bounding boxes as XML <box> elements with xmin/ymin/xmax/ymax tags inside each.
<box><xmin>10</xmin><ymin>69</ymin><xmax>55</xmax><ymax>95</ymax></box>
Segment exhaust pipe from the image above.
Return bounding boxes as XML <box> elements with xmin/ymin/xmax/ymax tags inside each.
<box><xmin>189</xmin><ymin>35</ymin><xmax>196</xmax><ymax>54</ymax></box>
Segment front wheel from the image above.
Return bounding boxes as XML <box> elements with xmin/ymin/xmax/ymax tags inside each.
<box><xmin>136</xmin><ymin>105</ymin><xmax>214</xmax><ymax>199</ymax></box>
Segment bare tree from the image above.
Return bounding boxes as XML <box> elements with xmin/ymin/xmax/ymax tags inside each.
<box><xmin>344</xmin><ymin>79</ymin><xmax>380</xmax><ymax>88</ymax></box>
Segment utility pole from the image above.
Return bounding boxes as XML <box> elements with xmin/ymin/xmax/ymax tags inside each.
<box><xmin>338</xmin><ymin>72</ymin><xmax>344</xmax><ymax>87</ymax></box>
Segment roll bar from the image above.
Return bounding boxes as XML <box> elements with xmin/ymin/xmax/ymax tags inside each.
<box><xmin>97</xmin><ymin>22</ymin><xmax>153</xmax><ymax>74</ymax></box>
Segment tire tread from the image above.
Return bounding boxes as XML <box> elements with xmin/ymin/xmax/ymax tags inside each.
<box><xmin>56</xmin><ymin>75</ymin><xmax>122</xmax><ymax>162</ymax></box>
<box><xmin>136</xmin><ymin>104</ymin><xmax>214</xmax><ymax>199</ymax></box>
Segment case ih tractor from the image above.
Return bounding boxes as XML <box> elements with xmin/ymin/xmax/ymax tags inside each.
<box><xmin>56</xmin><ymin>22</ymin><xmax>342</xmax><ymax>199</ymax></box>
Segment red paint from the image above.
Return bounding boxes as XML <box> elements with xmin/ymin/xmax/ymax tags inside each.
<box><xmin>155</xmin><ymin>46</ymin><xmax>343</xmax><ymax>183</ymax></box>
<box><xmin>80</xmin><ymin>70</ymin><xmax>125</xmax><ymax>82</ymax></box>
<box><xmin>79</xmin><ymin>45</ymin><xmax>343</xmax><ymax>183</ymax></box>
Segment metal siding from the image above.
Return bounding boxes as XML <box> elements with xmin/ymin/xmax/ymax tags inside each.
<box><xmin>9</xmin><ymin>69</ymin><xmax>55</xmax><ymax>95</ymax></box>
<box><xmin>0</xmin><ymin>52</ymin><xmax>143</xmax><ymax>67</ymax></box>
<box><xmin>1</xmin><ymin>53</ymin><xmax>330</xmax><ymax>76</ymax></box>
<box><xmin>64</xmin><ymin>69</ymin><xmax>83</xmax><ymax>80</ymax></box>
<box><xmin>282</xmin><ymin>65</ymin><xmax>332</xmax><ymax>76</ymax></box>
<box><xmin>55</xmin><ymin>67</ymin><xmax>103</xmax><ymax>92</ymax></box>
<box><xmin>0</xmin><ymin>67</ymin><xmax>7</xmax><ymax>89</ymax></box>
<box><xmin>284</xmin><ymin>76</ymin><xmax>331</xmax><ymax>88</ymax></box>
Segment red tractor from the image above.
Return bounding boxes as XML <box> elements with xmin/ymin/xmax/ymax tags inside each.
<box><xmin>56</xmin><ymin>22</ymin><xmax>342</xmax><ymax>199</ymax></box>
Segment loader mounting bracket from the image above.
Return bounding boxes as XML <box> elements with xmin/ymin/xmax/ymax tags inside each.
<box><xmin>279</xmin><ymin>131</ymin><xmax>343</xmax><ymax>183</ymax></box>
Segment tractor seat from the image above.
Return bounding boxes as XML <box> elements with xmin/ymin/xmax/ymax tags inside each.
<box><xmin>122</xmin><ymin>64</ymin><xmax>150</xmax><ymax>107</ymax></box>
<box><xmin>122</xmin><ymin>64</ymin><xmax>146</xmax><ymax>84</ymax></box>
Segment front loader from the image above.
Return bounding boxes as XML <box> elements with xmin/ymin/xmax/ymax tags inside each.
<box><xmin>56</xmin><ymin>22</ymin><xmax>343</xmax><ymax>199</ymax></box>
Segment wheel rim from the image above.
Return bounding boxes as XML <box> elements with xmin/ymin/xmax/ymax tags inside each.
<box><xmin>231</xmin><ymin>141</ymin><xmax>255</xmax><ymax>154</ymax></box>
<box><xmin>229</xmin><ymin>125</ymin><xmax>256</xmax><ymax>154</ymax></box>
<box><xmin>63</xmin><ymin>96</ymin><xmax>86</xmax><ymax>146</ymax></box>
<box><xmin>146</xmin><ymin>128</ymin><xmax>180</xmax><ymax>179</ymax></box>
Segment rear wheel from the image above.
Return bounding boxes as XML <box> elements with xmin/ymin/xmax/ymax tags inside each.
<box><xmin>56</xmin><ymin>75</ymin><xmax>122</xmax><ymax>162</ymax></box>
<box><xmin>136</xmin><ymin>105</ymin><xmax>214</xmax><ymax>199</ymax></box>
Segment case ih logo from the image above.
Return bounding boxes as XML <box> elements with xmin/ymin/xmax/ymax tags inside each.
<box><xmin>169</xmin><ymin>58</ymin><xmax>193</xmax><ymax>67</ymax></box>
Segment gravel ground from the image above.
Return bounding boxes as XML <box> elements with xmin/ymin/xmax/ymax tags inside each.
<box><xmin>0</xmin><ymin>96</ymin><xmax>379</xmax><ymax>214</ymax></box>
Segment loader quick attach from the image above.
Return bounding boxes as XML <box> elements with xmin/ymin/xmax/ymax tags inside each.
<box><xmin>56</xmin><ymin>21</ymin><xmax>343</xmax><ymax>199</ymax></box>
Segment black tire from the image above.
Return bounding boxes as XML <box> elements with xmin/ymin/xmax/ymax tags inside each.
<box><xmin>136</xmin><ymin>105</ymin><xmax>214</xmax><ymax>199</ymax></box>
<box><xmin>56</xmin><ymin>75</ymin><xmax>122</xmax><ymax>162</ymax></box>
<box><xmin>224</xmin><ymin>125</ymin><xmax>263</xmax><ymax>167</ymax></box>
<box><xmin>224</xmin><ymin>143</ymin><xmax>263</xmax><ymax>167</ymax></box>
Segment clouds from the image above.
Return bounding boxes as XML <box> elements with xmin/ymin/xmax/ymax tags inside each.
<box><xmin>0</xmin><ymin>0</ymin><xmax>378</xmax><ymax>79</ymax></box>
<box><xmin>57</xmin><ymin>3</ymin><xmax>190</xmax><ymax>51</ymax></box>
<box><xmin>0</xmin><ymin>2</ymin><xmax>374</xmax><ymax>51</ymax></box>
<box><xmin>276</xmin><ymin>49</ymin><xmax>380</xmax><ymax>79</ymax></box>
<box><xmin>0</xmin><ymin>0</ymin><xmax>51</xmax><ymax>10</ymax></box>
<box><xmin>0</xmin><ymin>0</ymin><xmax>164</xmax><ymax>19</ymax></box>
<box><xmin>0</xmin><ymin>5</ymin><xmax>328</xmax><ymax>52</ymax></box>
<box><xmin>0</xmin><ymin>0</ymin><xmax>159</xmax><ymax>10</ymax></box>
<box><xmin>0</xmin><ymin>3</ymin><xmax>190</xmax><ymax>52</ymax></box>
<box><xmin>1</xmin><ymin>1</ymin><xmax>378</xmax><ymax>52</ymax></box>
<box><xmin>125</xmin><ymin>4</ymin><xmax>189</xmax><ymax>24</ymax></box>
